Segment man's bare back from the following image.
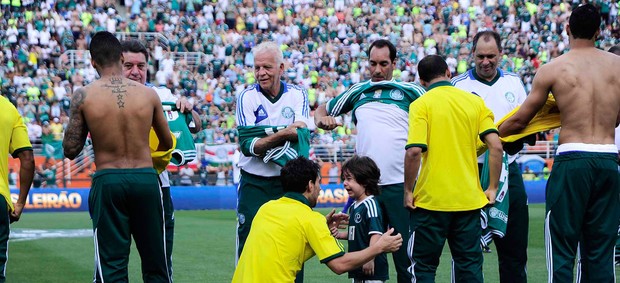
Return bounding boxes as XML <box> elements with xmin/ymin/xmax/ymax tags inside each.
<box><xmin>542</xmin><ymin>48</ymin><xmax>620</xmax><ymax>144</ymax></box>
<box><xmin>500</xmin><ymin>46</ymin><xmax>620</xmax><ymax>145</ymax></box>
<box><xmin>64</xmin><ymin>75</ymin><xmax>171</xmax><ymax>169</ymax></box>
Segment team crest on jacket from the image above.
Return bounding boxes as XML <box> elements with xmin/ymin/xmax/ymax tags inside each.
<box><xmin>281</xmin><ymin>106</ymin><xmax>294</xmax><ymax>119</ymax></box>
<box><xmin>504</xmin><ymin>92</ymin><xmax>515</xmax><ymax>103</ymax></box>
<box><xmin>390</xmin><ymin>89</ymin><xmax>404</xmax><ymax>100</ymax></box>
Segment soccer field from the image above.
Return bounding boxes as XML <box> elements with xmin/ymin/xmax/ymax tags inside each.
<box><xmin>6</xmin><ymin>205</ymin><xmax>618</xmax><ymax>282</ymax></box>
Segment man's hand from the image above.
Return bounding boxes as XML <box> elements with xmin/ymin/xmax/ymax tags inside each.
<box><xmin>316</xmin><ymin>116</ymin><xmax>342</xmax><ymax>131</ymax></box>
<box><xmin>283</xmin><ymin>121</ymin><xmax>307</xmax><ymax>140</ymax></box>
<box><xmin>10</xmin><ymin>202</ymin><xmax>25</xmax><ymax>223</ymax></box>
<box><xmin>326</xmin><ymin>208</ymin><xmax>349</xmax><ymax>230</ymax></box>
<box><xmin>485</xmin><ymin>187</ymin><xmax>497</xmax><ymax>205</ymax></box>
<box><xmin>362</xmin><ymin>260</ymin><xmax>375</xmax><ymax>276</ymax></box>
<box><xmin>404</xmin><ymin>190</ymin><xmax>416</xmax><ymax>210</ymax></box>
<box><xmin>375</xmin><ymin>228</ymin><xmax>402</xmax><ymax>253</ymax></box>
<box><xmin>176</xmin><ymin>96</ymin><xmax>193</xmax><ymax>113</ymax></box>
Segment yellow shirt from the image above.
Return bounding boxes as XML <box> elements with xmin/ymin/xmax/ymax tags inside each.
<box><xmin>233</xmin><ymin>193</ymin><xmax>345</xmax><ymax>282</ymax></box>
<box><xmin>407</xmin><ymin>81</ymin><xmax>496</xmax><ymax>211</ymax></box>
<box><xmin>0</xmin><ymin>97</ymin><xmax>32</xmax><ymax>212</ymax></box>
<box><xmin>476</xmin><ymin>94</ymin><xmax>560</xmax><ymax>154</ymax></box>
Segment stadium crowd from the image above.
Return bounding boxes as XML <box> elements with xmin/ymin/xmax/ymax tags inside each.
<box><xmin>0</xmin><ymin>0</ymin><xmax>618</xmax><ymax>181</ymax></box>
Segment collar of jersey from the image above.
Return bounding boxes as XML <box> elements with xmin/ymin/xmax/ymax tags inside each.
<box><xmin>284</xmin><ymin>192</ymin><xmax>311</xmax><ymax>208</ymax></box>
<box><xmin>258</xmin><ymin>81</ymin><xmax>287</xmax><ymax>103</ymax></box>
<box><xmin>470</xmin><ymin>68</ymin><xmax>502</xmax><ymax>86</ymax></box>
<box><xmin>368</xmin><ymin>78</ymin><xmax>396</xmax><ymax>85</ymax></box>
<box><xmin>426</xmin><ymin>80</ymin><xmax>453</xmax><ymax>91</ymax></box>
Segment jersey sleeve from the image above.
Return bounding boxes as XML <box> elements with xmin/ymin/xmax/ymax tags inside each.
<box><xmin>236</xmin><ymin>88</ymin><xmax>257</xmax><ymax>127</ymax></box>
<box><xmin>294</xmin><ymin>87</ymin><xmax>311</xmax><ymax>124</ymax></box>
<box><xmin>306</xmin><ymin>212</ymin><xmax>345</xmax><ymax>264</ymax></box>
<box><xmin>406</xmin><ymin>99</ymin><xmax>429</xmax><ymax>152</ymax></box>
<box><xmin>9</xmin><ymin>110</ymin><xmax>33</xmax><ymax>157</ymax></box>
<box><xmin>367</xmin><ymin>199</ymin><xmax>385</xmax><ymax>235</ymax></box>
<box><xmin>478</xmin><ymin>103</ymin><xmax>498</xmax><ymax>140</ymax></box>
<box><xmin>326</xmin><ymin>84</ymin><xmax>362</xmax><ymax>116</ymax></box>
<box><xmin>403</xmin><ymin>82</ymin><xmax>426</xmax><ymax>103</ymax></box>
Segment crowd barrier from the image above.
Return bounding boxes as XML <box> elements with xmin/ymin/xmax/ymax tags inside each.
<box><xmin>11</xmin><ymin>181</ymin><xmax>547</xmax><ymax>212</ymax></box>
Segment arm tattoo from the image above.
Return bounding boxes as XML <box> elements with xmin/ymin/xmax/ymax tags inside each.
<box><xmin>102</xmin><ymin>76</ymin><xmax>136</xmax><ymax>109</ymax></box>
<box><xmin>63</xmin><ymin>88</ymin><xmax>89</xmax><ymax>159</ymax></box>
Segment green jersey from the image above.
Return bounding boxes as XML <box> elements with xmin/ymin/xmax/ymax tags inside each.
<box><xmin>347</xmin><ymin>196</ymin><xmax>388</xmax><ymax>281</ymax></box>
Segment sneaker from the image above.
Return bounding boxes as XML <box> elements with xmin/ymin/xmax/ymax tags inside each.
<box><xmin>482</xmin><ymin>246</ymin><xmax>492</xmax><ymax>253</ymax></box>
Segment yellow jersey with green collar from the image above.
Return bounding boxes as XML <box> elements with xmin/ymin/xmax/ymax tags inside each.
<box><xmin>406</xmin><ymin>81</ymin><xmax>497</xmax><ymax>211</ymax></box>
<box><xmin>232</xmin><ymin>192</ymin><xmax>345</xmax><ymax>282</ymax></box>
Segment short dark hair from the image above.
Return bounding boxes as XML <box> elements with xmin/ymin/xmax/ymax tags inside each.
<box><xmin>608</xmin><ymin>45</ymin><xmax>620</xmax><ymax>55</ymax></box>
<box><xmin>417</xmin><ymin>55</ymin><xmax>449</xmax><ymax>82</ymax></box>
<box><xmin>472</xmin><ymin>30</ymin><xmax>502</xmax><ymax>52</ymax></box>
<box><xmin>368</xmin><ymin>39</ymin><xmax>396</xmax><ymax>63</ymax></box>
<box><xmin>89</xmin><ymin>31</ymin><xmax>122</xmax><ymax>68</ymax></box>
<box><xmin>280</xmin><ymin>157</ymin><xmax>321</xmax><ymax>193</ymax></box>
<box><xmin>341</xmin><ymin>155</ymin><xmax>381</xmax><ymax>196</ymax></box>
<box><xmin>121</xmin><ymin>39</ymin><xmax>149</xmax><ymax>62</ymax></box>
<box><xmin>569</xmin><ymin>4</ymin><xmax>600</xmax><ymax>40</ymax></box>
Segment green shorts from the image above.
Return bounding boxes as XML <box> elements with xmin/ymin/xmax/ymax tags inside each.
<box><xmin>545</xmin><ymin>152</ymin><xmax>619</xmax><ymax>283</ymax></box>
<box><xmin>236</xmin><ymin>170</ymin><xmax>285</xmax><ymax>258</ymax></box>
<box><xmin>90</xmin><ymin>168</ymin><xmax>169</xmax><ymax>283</ymax></box>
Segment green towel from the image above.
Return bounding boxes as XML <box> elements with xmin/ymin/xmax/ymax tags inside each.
<box><xmin>238</xmin><ymin>126</ymin><xmax>310</xmax><ymax>167</ymax></box>
<box><xmin>480</xmin><ymin>151</ymin><xmax>510</xmax><ymax>246</ymax></box>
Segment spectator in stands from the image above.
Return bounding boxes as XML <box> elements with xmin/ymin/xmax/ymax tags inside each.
<box><xmin>179</xmin><ymin>164</ymin><xmax>195</xmax><ymax>186</ymax></box>
<box><xmin>328</xmin><ymin>162</ymin><xmax>339</xmax><ymax>185</ymax></box>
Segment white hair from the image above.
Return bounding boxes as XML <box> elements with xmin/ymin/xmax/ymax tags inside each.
<box><xmin>253</xmin><ymin>41</ymin><xmax>283</xmax><ymax>65</ymax></box>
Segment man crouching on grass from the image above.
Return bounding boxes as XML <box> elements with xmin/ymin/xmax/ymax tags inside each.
<box><xmin>232</xmin><ymin>157</ymin><xmax>402</xmax><ymax>282</ymax></box>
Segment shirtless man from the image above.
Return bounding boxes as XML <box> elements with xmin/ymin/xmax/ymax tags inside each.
<box><xmin>63</xmin><ymin>31</ymin><xmax>173</xmax><ymax>283</ymax></box>
<box><xmin>498</xmin><ymin>5</ymin><xmax>620</xmax><ymax>282</ymax></box>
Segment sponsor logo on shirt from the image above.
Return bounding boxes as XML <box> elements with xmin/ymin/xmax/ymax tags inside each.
<box><xmin>373</xmin><ymin>89</ymin><xmax>382</xmax><ymax>98</ymax></box>
<box><xmin>255</xmin><ymin>105</ymin><xmax>268</xmax><ymax>123</ymax></box>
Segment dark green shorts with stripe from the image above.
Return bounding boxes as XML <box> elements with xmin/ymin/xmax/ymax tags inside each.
<box><xmin>545</xmin><ymin>152</ymin><xmax>619</xmax><ymax>283</ymax></box>
<box><xmin>90</xmin><ymin>168</ymin><xmax>169</xmax><ymax>283</ymax></box>
<box><xmin>236</xmin><ymin>170</ymin><xmax>285</xmax><ymax>258</ymax></box>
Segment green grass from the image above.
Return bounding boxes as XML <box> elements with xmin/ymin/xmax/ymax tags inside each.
<box><xmin>6</xmin><ymin>205</ymin><xmax>619</xmax><ymax>282</ymax></box>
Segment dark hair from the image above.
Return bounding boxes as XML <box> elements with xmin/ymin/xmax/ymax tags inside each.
<box><xmin>341</xmin><ymin>155</ymin><xmax>381</xmax><ymax>196</ymax></box>
<box><xmin>608</xmin><ymin>45</ymin><xmax>620</xmax><ymax>55</ymax></box>
<box><xmin>280</xmin><ymin>157</ymin><xmax>321</xmax><ymax>193</ymax></box>
<box><xmin>89</xmin><ymin>31</ymin><xmax>122</xmax><ymax>68</ymax></box>
<box><xmin>569</xmin><ymin>4</ymin><xmax>600</xmax><ymax>40</ymax></box>
<box><xmin>472</xmin><ymin>30</ymin><xmax>502</xmax><ymax>52</ymax></box>
<box><xmin>121</xmin><ymin>39</ymin><xmax>149</xmax><ymax>62</ymax></box>
<box><xmin>368</xmin><ymin>39</ymin><xmax>396</xmax><ymax>63</ymax></box>
<box><xmin>417</xmin><ymin>55</ymin><xmax>449</xmax><ymax>82</ymax></box>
